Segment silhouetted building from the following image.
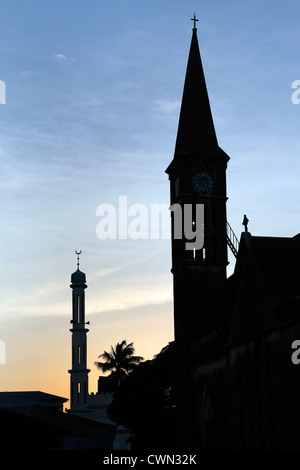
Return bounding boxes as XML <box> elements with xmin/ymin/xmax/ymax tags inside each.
<box><xmin>166</xmin><ymin>22</ymin><xmax>300</xmax><ymax>450</ymax></box>
<box><xmin>68</xmin><ymin>251</ymin><xmax>90</xmax><ymax>415</ymax></box>
<box><xmin>98</xmin><ymin>374</ymin><xmax>118</xmax><ymax>393</ymax></box>
<box><xmin>0</xmin><ymin>391</ymin><xmax>67</xmax><ymax>411</ymax></box>
<box><xmin>0</xmin><ymin>391</ymin><xmax>116</xmax><ymax>450</ymax></box>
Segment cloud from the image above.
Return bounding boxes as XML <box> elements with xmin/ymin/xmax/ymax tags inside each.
<box><xmin>153</xmin><ymin>99</ymin><xmax>180</xmax><ymax>114</ymax></box>
<box><xmin>52</xmin><ymin>53</ymin><xmax>76</xmax><ymax>63</ymax></box>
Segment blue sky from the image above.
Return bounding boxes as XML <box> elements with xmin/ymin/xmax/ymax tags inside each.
<box><xmin>1</xmin><ymin>0</ymin><xmax>300</xmax><ymax>398</ymax></box>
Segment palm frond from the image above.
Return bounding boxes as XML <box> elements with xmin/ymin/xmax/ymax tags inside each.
<box><xmin>94</xmin><ymin>360</ymin><xmax>114</xmax><ymax>372</ymax></box>
<box><xmin>98</xmin><ymin>350</ymin><xmax>112</xmax><ymax>361</ymax></box>
<box><xmin>95</xmin><ymin>340</ymin><xmax>143</xmax><ymax>379</ymax></box>
<box><xmin>129</xmin><ymin>355</ymin><xmax>144</xmax><ymax>363</ymax></box>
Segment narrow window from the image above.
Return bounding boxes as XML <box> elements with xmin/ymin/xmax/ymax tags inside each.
<box><xmin>77</xmin><ymin>382</ymin><xmax>81</xmax><ymax>404</ymax></box>
<box><xmin>77</xmin><ymin>294</ymin><xmax>80</xmax><ymax>323</ymax></box>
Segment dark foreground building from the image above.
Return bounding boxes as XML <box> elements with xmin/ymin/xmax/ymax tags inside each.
<box><xmin>0</xmin><ymin>391</ymin><xmax>116</xmax><ymax>451</ymax></box>
<box><xmin>166</xmin><ymin>22</ymin><xmax>300</xmax><ymax>450</ymax></box>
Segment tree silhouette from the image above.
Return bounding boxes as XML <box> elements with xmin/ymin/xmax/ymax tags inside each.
<box><xmin>108</xmin><ymin>341</ymin><xmax>176</xmax><ymax>451</ymax></box>
<box><xmin>94</xmin><ymin>340</ymin><xmax>144</xmax><ymax>383</ymax></box>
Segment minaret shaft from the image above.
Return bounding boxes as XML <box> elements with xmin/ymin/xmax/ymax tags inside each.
<box><xmin>68</xmin><ymin>255</ymin><xmax>90</xmax><ymax>412</ymax></box>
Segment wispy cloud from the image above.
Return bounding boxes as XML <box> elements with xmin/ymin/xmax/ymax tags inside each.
<box><xmin>153</xmin><ymin>99</ymin><xmax>180</xmax><ymax>114</ymax></box>
<box><xmin>52</xmin><ymin>53</ymin><xmax>76</xmax><ymax>63</ymax></box>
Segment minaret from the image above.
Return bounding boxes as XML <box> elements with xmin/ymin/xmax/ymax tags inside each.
<box><xmin>68</xmin><ymin>250</ymin><xmax>90</xmax><ymax>413</ymax></box>
<box><xmin>165</xmin><ymin>17</ymin><xmax>230</xmax><ymax>445</ymax></box>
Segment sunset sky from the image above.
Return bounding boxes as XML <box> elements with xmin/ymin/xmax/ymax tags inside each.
<box><xmin>1</xmin><ymin>0</ymin><xmax>300</xmax><ymax>402</ymax></box>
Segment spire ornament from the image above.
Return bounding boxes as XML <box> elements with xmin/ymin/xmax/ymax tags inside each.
<box><xmin>191</xmin><ymin>13</ymin><xmax>199</xmax><ymax>30</ymax></box>
<box><xmin>242</xmin><ymin>215</ymin><xmax>249</xmax><ymax>233</ymax></box>
<box><xmin>75</xmin><ymin>249</ymin><xmax>82</xmax><ymax>270</ymax></box>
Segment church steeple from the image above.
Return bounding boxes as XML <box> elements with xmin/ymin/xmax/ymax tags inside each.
<box><xmin>166</xmin><ymin>19</ymin><xmax>231</xmax><ymax>447</ymax></box>
<box><xmin>166</xmin><ymin>20</ymin><xmax>229</xmax><ymax>275</ymax></box>
<box><xmin>174</xmin><ymin>27</ymin><xmax>217</xmax><ymax>157</ymax></box>
<box><xmin>168</xmin><ymin>19</ymin><xmax>229</xmax><ymax>166</ymax></box>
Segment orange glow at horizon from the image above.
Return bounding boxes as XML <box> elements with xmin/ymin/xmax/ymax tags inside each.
<box><xmin>0</xmin><ymin>300</ymin><xmax>174</xmax><ymax>403</ymax></box>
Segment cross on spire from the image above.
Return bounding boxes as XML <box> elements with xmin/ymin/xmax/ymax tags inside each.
<box><xmin>191</xmin><ymin>13</ymin><xmax>199</xmax><ymax>30</ymax></box>
<box><xmin>75</xmin><ymin>249</ymin><xmax>82</xmax><ymax>270</ymax></box>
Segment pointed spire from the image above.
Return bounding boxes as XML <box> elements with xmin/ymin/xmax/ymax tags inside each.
<box><xmin>173</xmin><ymin>20</ymin><xmax>228</xmax><ymax>162</ymax></box>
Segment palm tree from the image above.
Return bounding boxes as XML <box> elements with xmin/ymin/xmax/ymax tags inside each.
<box><xmin>94</xmin><ymin>340</ymin><xmax>144</xmax><ymax>383</ymax></box>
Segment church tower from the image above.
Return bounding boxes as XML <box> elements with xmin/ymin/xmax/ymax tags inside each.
<box><xmin>68</xmin><ymin>250</ymin><xmax>90</xmax><ymax>413</ymax></box>
<box><xmin>166</xmin><ymin>18</ymin><xmax>230</xmax><ymax>336</ymax></box>
<box><xmin>166</xmin><ymin>18</ymin><xmax>230</xmax><ymax>444</ymax></box>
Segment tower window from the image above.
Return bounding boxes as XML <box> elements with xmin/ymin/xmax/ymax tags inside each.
<box><xmin>78</xmin><ymin>345</ymin><xmax>81</xmax><ymax>364</ymax></box>
<box><xmin>77</xmin><ymin>295</ymin><xmax>80</xmax><ymax>323</ymax></box>
<box><xmin>77</xmin><ymin>382</ymin><xmax>81</xmax><ymax>404</ymax></box>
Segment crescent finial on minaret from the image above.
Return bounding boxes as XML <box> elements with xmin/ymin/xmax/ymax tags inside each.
<box><xmin>75</xmin><ymin>250</ymin><xmax>82</xmax><ymax>270</ymax></box>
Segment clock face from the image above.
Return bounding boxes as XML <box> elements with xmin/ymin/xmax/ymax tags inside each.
<box><xmin>192</xmin><ymin>172</ymin><xmax>213</xmax><ymax>193</ymax></box>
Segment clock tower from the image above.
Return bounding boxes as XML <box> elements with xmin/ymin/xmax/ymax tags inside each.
<box><xmin>166</xmin><ymin>20</ymin><xmax>230</xmax><ymax>443</ymax></box>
